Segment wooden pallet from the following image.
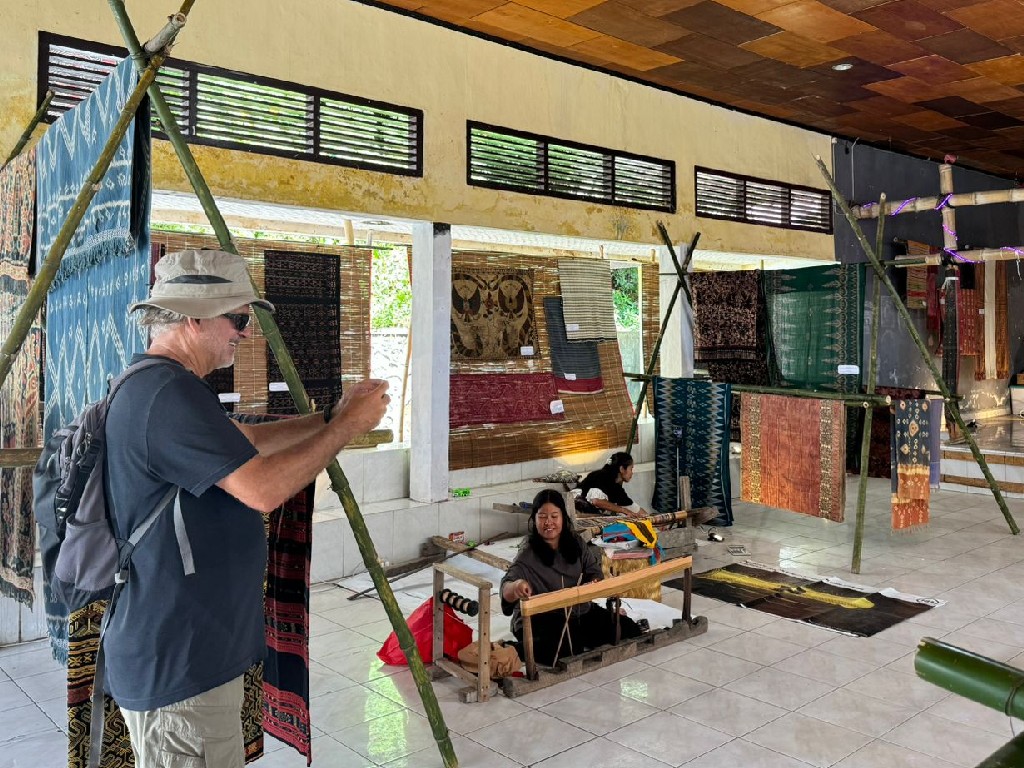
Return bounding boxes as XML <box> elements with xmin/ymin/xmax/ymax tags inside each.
<box><xmin>501</xmin><ymin>616</ymin><xmax>708</xmax><ymax>698</ymax></box>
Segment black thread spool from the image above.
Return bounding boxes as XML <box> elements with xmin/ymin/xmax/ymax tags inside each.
<box><xmin>438</xmin><ymin>587</ymin><xmax>479</xmax><ymax>617</ymax></box>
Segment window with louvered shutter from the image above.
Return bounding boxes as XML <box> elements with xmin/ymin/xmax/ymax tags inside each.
<box><xmin>39</xmin><ymin>32</ymin><xmax>423</xmax><ymax>176</ymax></box>
<box><xmin>467</xmin><ymin>121</ymin><xmax>675</xmax><ymax>212</ymax></box>
<box><xmin>695</xmin><ymin>167</ymin><xmax>832</xmax><ymax>233</ymax></box>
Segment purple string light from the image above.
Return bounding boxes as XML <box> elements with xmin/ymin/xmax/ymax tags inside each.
<box><xmin>935</xmin><ymin>194</ymin><xmax>953</xmax><ymax>211</ymax></box>
<box><xmin>1002</xmin><ymin>246</ymin><xmax>1024</xmax><ymax>258</ymax></box>
<box><xmin>890</xmin><ymin>197</ymin><xmax>918</xmax><ymax>216</ymax></box>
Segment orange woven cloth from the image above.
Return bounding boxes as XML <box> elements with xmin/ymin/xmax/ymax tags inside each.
<box><xmin>741</xmin><ymin>394</ymin><xmax>846</xmax><ymax>522</ymax></box>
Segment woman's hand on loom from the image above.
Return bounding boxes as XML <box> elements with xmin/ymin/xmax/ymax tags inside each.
<box><xmin>505</xmin><ymin>579</ymin><xmax>532</xmax><ymax>601</ymax></box>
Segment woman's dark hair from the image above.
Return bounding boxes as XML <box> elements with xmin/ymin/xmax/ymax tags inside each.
<box><xmin>527</xmin><ymin>489</ymin><xmax>582</xmax><ymax>566</ymax></box>
<box><xmin>579</xmin><ymin>451</ymin><xmax>634</xmax><ymax>497</ymax></box>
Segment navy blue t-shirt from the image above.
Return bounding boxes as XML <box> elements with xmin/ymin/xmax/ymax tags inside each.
<box><xmin>103</xmin><ymin>354</ymin><xmax>265</xmax><ymax>711</ymax></box>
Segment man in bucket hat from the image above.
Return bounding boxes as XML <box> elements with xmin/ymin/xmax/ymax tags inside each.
<box><xmin>102</xmin><ymin>249</ymin><xmax>388</xmax><ymax>767</ymax></box>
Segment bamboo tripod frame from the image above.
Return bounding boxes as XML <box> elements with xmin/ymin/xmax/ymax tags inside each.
<box><xmin>0</xmin><ymin>3</ymin><xmax>458</xmax><ymax>765</ymax></box>
<box><xmin>814</xmin><ymin>155</ymin><xmax>1019</xmax><ymax>544</ymax></box>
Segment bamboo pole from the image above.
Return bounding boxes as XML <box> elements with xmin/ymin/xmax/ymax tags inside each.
<box><xmin>0</xmin><ymin>448</ymin><xmax>43</xmax><ymax>469</ymax></box>
<box><xmin>0</xmin><ymin>51</ymin><xmax>171</xmax><ymax>387</ymax></box>
<box><xmin>814</xmin><ymin>154</ymin><xmax>1019</xmax><ymax>536</ymax></box>
<box><xmin>915</xmin><ymin>638</ymin><xmax>1024</xmax><ymax>718</ymax></box>
<box><xmin>106</xmin><ymin>3</ymin><xmax>458</xmax><ymax>763</ymax></box>
<box><xmin>623</xmin><ymin>373</ymin><xmax>894</xmax><ymax>407</ymax></box>
<box><xmin>851</xmin><ymin>194</ymin><xmax>885</xmax><ymax>574</ymax></box>
<box><xmin>852</xmin><ymin>187</ymin><xmax>1024</xmax><ymax>219</ymax></box>
<box><xmin>2</xmin><ymin>90</ymin><xmax>54</xmax><ymax>168</ymax></box>
<box><xmin>625</xmin><ymin>227</ymin><xmax>699</xmax><ymax>451</ymax></box>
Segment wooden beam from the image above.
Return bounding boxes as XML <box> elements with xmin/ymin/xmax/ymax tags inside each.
<box><xmin>520</xmin><ymin>556</ymin><xmax>692</xmax><ymax>618</ymax></box>
<box><xmin>0</xmin><ymin>448</ymin><xmax>42</xmax><ymax>469</ymax></box>
<box><xmin>428</xmin><ymin>536</ymin><xmax>512</xmax><ymax>571</ymax></box>
<box><xmin>852</xmin><ymin>187</ymin><xmax>1024</xmax><ymax>219</ymax></box>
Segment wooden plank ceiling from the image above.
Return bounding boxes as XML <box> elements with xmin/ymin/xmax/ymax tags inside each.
<box><xmin>379</xmin><ymin>0</ymin><xmax>1024</xmax><ymax>177</ymax></box>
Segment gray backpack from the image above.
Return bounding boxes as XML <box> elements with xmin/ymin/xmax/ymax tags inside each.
<box><xmin>33</xmin><ymin>357</ymin><xmax>194</xmax><ymax>768</ymax></box>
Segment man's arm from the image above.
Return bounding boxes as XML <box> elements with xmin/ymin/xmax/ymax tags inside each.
<box><xmin>217</xmin><ymin>379</ymin><xmax>389</xmax><ymax>512</ymax></box>
<box><xmin>232</xmin><ymin>412</ymin><xmax>328</xmax><ymax>454</ymax></box>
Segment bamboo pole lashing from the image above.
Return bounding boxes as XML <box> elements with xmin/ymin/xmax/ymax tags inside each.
<box><xmin>105</xmin><ymin>3</ymin><xmax>457</xmax><ymax>765</ymax></box>
<box><xmin>814</xmin><ymin>154</ymin><xmax>1019</xmax><ymax>536</ymax></box>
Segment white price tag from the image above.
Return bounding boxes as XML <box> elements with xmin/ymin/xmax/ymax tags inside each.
<box><xmin>566</xmin><ymin>323</ymin><xmax>580</xmax><ymax>332</ymax></box>
<box><xmin>979</xmin><ymin>308</ymin><xmax>986</xmax><ymax>315</ymax></box>
<box><xmin>837</xmin><ymin>364</ymin><xmax>860</xmax><ymax>375</ymax></box>
<box><xmin>219</xmin><ymin>392</ymin><xmax>241</xmax><ymax>403</ymax></box>
<box><xmin>550</xmin><ymin>399</ymin><xmax>565</xmax><ymax>415</ymax></box>
<box><xmin>520</xmin><ymin>345</ymin><xmax>535</xmax><ymax>356</ymax></box>
<box><xmin>564</xmin><ymin>373</ymin><xmax>577</xmax><ymax>380</ymax></box>
<box><xmin>269</xmin><ymin>382</ymin><xmax>289</xmax><ymax>392</ymax></box>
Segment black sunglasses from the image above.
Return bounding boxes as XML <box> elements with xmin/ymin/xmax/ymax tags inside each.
<box><xmin>221</xmin><ymin>313</ymin><xmax>251</xmax><ymax>332</ymax></box>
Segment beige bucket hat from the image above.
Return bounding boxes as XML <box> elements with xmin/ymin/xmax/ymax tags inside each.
<box><xmin>129</xmin><ymin>249</ymin><xmax>274</xmax><ymax>318</ymax></box>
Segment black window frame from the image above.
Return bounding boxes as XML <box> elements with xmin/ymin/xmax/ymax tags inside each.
<box><xmin>694</xmin><ymin>166</ymin><xmax>833</xmax><ymax>234</ymax></box>
<box><xmin>467</xmin><ymin>121</ymin><xmax>676</xmax><ymax>213</ymax></box>
<box><xmin>38</xmin><ymin>32</ymin><xmax>424</xmax><ymax>177</ymax></box>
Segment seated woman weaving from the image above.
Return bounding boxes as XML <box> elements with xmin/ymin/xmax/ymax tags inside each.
<box><xmin>501</xmin><ymin>489</ymin><xmax>643</xmax><ymax>667</ymax></box>
<box><xmin>577</xmin><ymin>452</ymin><xmax>647</xmax><ymax>518</ymax></box>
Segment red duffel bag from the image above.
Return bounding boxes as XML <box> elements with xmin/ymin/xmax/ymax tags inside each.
<box><xmin>377</xmin><ymin>597</ymin><xmax>473</xmax><ymax>665</ymax></box>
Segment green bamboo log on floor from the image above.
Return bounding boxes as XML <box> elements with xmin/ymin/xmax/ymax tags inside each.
<box><xmin>106</xmin><ymin>3</ymin><xmax>458</xmax><ymax>764</ymax></box>
<box><xmin>625</xmin><ymin>227</ymin><xmax>699</xmax><ymax>452</ymax></box>
<box><xmin>2</xmin><ymin>90</ymin><xmax>53</xmax><ymax>169</ymax></box>
<box><xmin>916</xmin><ymin>639</ymin><xmax>1024</xmax><ymax>767</ymax></box>
<box><xmin>851</xmin><ymin>194</ymin><xmax>885</xmax><ymax>574</ymax></box>
<box><xmin>813</xmin><ymin>155</ymin><xmax>1019</xmax><ymax>536</ymax></box>
<box><xmin>0</xmin><ymin>43</ymin><xmax>172</xmax><ymax>387</ymax></box>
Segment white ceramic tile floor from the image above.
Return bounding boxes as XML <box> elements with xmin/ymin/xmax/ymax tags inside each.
<box><xmin>4</xmin><ymin>480</ymin><xmax>1024</xmax><ymax>766</ymax></box>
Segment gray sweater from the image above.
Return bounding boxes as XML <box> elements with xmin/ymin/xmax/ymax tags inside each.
<box><xmin>500</xmin><ymin>538</ymin><xmax>603</xmax><ymax>634</ymax></box>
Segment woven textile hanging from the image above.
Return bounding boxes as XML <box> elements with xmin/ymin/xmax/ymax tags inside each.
<box><xmin>651</xmin><ymin>377</ymin><xmax>733</xmax><ymax>525</ymax></box>
<box><xmin>741</xmin><ymin>394</ymin><xmax>846</xmax><ymax>522</ymax></box>
<box><xmin>958</xmin><ymin>288</ymin><xmax>978</xmax><ymax>356</ymax></box>
<box><xmin>452</xmin><ymin>268</ymin><xmax>538</xmax><ymax>360</ymax></box>
<box><xmin>39</xmin><ymin>58</ymin><xmax>151</xmax><ymax>662</ymax></box>
<box><xmin>263</xmin><ymin>250</ymin><xmax>342</xmax><ymax>415</ymax></box>
<box><xmin>65</xmin><ymin>481</ymin><xmax>315</xmax><ymax>766</ymax></box>
<box><xmin>995</xmin><ymin>263</ymin><xmax>1011</xmax><ymax>379</ymax></box>
<box><xmin>691</xmin><ymin>270</ymin><xmax>764</xmax><ymax>362</ymax></box>
<box><xmin>543</xmin><ymin>297</ymin><xmax>602</xmax><ymax>393</ymax></box>
<box><xmin>763</xmin><ymin>264</ymin><xmax>864</xmax><ymax>393</ymax></box>
<box><xmin>891</xmin><ymin>399</ymin><xmax>931</xmax><ymax>532</ymax></box>
<box><xmin>450</xmin><ymin>373</ymin><xmax>564</xmax><ymax>428</ymax></box>
<box><xmin>557</xmin><ymin>259</ymin><xmax>618</xmax><ymax>341</ymax></box>
<box><xmin>0</xmin><ymin>147</ymin><xmax>41</xmax><ymax>606</ymax></box>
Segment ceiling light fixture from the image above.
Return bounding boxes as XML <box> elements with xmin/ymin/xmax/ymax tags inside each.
<box><xmin>832</xmin><ymin>62</ymin><xmax>854</xmax><ymax>72</ymax></box>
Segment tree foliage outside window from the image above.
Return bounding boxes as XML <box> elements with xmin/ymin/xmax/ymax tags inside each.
<box><xmin>371</xmin><ymin>247</ymin><xmax>412</xmax><ymax>330</ymax></box>
<box><xmin>612</xmin><ymin>266</ymin><xmax>639</xmax><ymax>331</ymax></box>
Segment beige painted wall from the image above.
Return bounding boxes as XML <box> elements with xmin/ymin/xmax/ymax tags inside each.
<box><xmin>1</xmin><ymin>0</ymin><xmax>835</xmax><ymax>258</ymax></box>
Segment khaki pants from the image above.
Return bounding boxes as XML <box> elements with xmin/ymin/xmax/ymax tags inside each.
<box><xmin>120</xmin><ymin>675</ymin><xmax>244</xmax><ymax>768</ymax></box>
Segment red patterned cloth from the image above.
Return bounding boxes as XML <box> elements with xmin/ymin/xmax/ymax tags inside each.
<box><xmin>450</xmin><ymin>373</ymin><xmax>565</xmax><ymax>428</ymax></box>
<box><xmin>740</xmin><ymin>394</ymin><xmax>846</xmax><ymax>522</ymax></box>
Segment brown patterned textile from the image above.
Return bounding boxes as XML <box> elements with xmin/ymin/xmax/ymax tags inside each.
<box><xmin>452</xmin><ymin>268</ymin><xmax>538</xmax><ymax>360</ymax></box>
<box><xmin>976</xmin><ymin>264</ymin><xmax>987</xmax><ymax>380</ymax></box>
<box><xmin>741</xmin><ymin>394</ymin><xmax>846</xmax><ymax>522</ymax></box>
<box><xmin>691</xmin><ymin>271</ymin><xmax>764</xmax><ymax>362</ymax></box>
<box><xmin>958</xmin><ymin>287</ymin><xmax>978</xmax><ymax>357</ymax></box>
<box><xmin>905</xmin><ymin>266</ymin><xmax>928</xmax><ymax>310</ymax></box>
<box><xmin>0</xmin><ymin>146</ymin><xmax>40</xmax><ymax>606</ymax></box>
<box><xmin>996</xmin><ymin>262</ymin><xmax>1011</xmax><ymax>379</ymax></box>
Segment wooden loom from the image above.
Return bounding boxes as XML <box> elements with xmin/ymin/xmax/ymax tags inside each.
<box><xmin>428</xmin><ymin>554</ymin><xmax>706</xmax><ymax>701</ymax></box>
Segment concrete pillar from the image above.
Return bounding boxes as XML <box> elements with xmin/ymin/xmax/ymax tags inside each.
<box><xmin>657</xmin><ymin>243</ymin><xmax>693</xmax><ymax>378</ymax></box>
<box><xmin>409</xmin><ymin>222</ymin><xmax>451</xmax><ymax>502</ymax></box>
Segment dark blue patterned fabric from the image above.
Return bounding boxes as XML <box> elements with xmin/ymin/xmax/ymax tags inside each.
<box><xmin>652</xmin><ymin>377</ymin><xmax>733</xmax><ymax>526</ymax></box>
